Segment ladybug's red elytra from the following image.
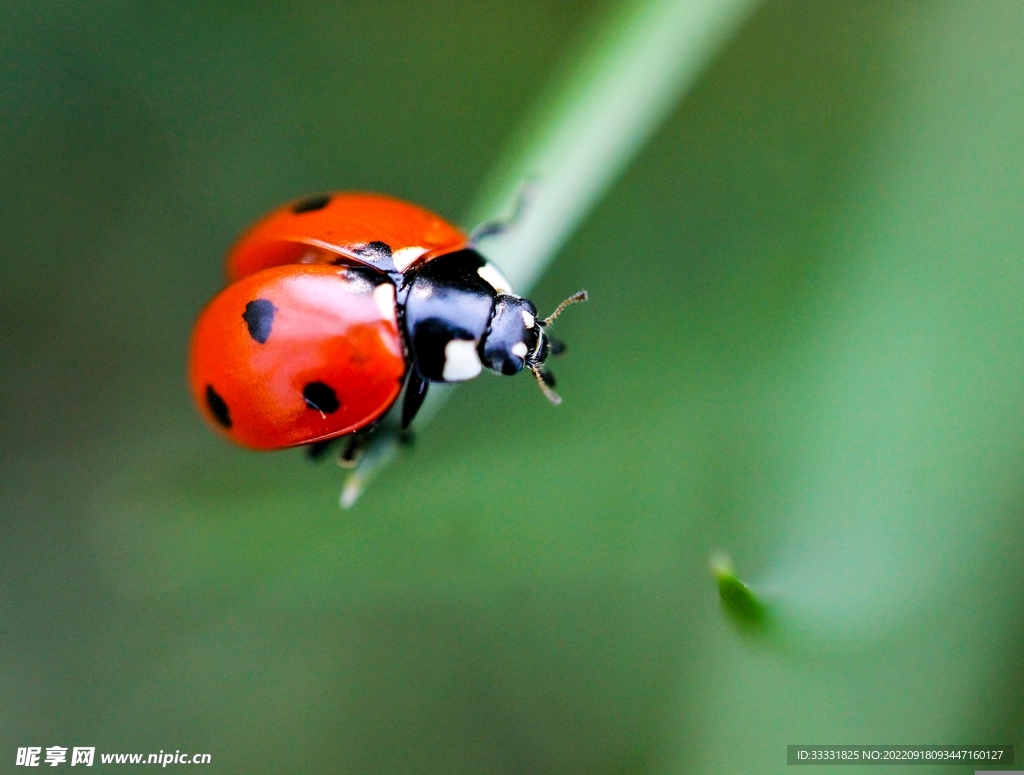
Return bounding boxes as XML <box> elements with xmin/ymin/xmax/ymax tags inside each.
<box><xmin>189</xmin><ymin>192</ymin><xmax>586</xmax><ymax>452</ymax></box>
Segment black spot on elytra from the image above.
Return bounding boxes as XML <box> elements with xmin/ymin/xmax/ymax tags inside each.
<box><xmin>303</xmin><ymin>381</ymin><xmax>340</xmax><ymax>414</ymax></box>
<box><xmin>242</xmin><ymin>298</ymin><xmax>277</xmax><ymax>344</ymax></box>
<box><xmin>292</xmin><ymin>194</ymin><xmax>331</xmax><ymax>213</ymax></box>
<box><xmin>355</xmin><ymin>241</ymin><xmax>392</xmax><ymax>261</ymax></box>
<box><xmin>206</xmin><ymin>385</ymin><xmax>232</xmax><ymax>428</ymax></box>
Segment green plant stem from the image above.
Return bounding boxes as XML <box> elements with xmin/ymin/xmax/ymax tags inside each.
<box><xmin>341</xmin><ymin>0</ymin><xmax>764</xmax><ymax>507</ymax></box>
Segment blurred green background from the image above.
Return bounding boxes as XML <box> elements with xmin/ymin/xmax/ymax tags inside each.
<box><xmin>3</xmin><ymin>1</ymin><xmax>1024</xmax><ymax>772</ymax></box>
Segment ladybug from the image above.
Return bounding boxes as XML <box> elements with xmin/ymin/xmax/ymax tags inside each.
<box><xmin>189</xmin><ymin>192</ymin><xmax>586</xmax><ymax>451</ymax></box>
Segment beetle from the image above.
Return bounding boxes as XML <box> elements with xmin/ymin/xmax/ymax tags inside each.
<box><xmin>189</xmin><ymin>192</ymin><xmax>586</xmax><ymax>452</ymax></box>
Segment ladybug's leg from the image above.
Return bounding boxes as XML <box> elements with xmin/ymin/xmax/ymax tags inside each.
<box><xmin>336</xmin><ymin>435</ymin><xmax>365</xmax><ymax>468</ymax></box>
<box><xmin>547</xmin><ymin>337</ymin><xmax>567</xmax><ymax>357</ymax></box>
<box><xmin>401</xmin><ymin>372</ymin><xmax>429</xmax><ymax>428</ymax></box>
<box><xmin>468</xmin><ymin>181</ymin><xmax>536</xmax><ymax>246</ymax></box>
<box><xmin>306</xmin><ymin>438</ymin><xmax>339</xmax><ymax>461</ymax></box>
<box><xmin>306</xmin><ymin>435</ymin><xmax>363</xmax><ymax>466</ymax></box>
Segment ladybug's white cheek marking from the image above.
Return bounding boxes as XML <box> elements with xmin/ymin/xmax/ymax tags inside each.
<box><xmin>477</xmin><ymin>262</ymin><xmax>513</xmax><ymax>295</ymax></box>
<box><xmin>521</xmin><ymin>310</ymin><xmax>535</xmax><ymax>328</ymax></box>
<box><xmin>442</xmin><ymin>339</ymin><xmax>483</xmax><ymax>381</ymax></box>
<box><xmin>393</xmin><ymin>246</ymin><xmax>429</xmax><ymax>272</ymax></box>
<box><xmin>511</xmin><ymin>342</ymin><xmax>528</xmax><ymax>359</ymax></box>
<box><xmin>373</xmin><ymin>283</ymin><xmax>397</xmax><ymax>321</ymax></box>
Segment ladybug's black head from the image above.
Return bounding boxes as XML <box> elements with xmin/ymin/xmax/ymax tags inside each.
<box><xmin>480</xmin><ymin>295</ymin><xmax>538</xmax><ymax>376</ymax></box>
<box><xmin>479</xmin><ymin>290</ymin><xmax>587</xmax><ymax>405</ymax></box>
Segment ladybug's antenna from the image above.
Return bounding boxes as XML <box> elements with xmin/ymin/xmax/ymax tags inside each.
<box><xmin>541</xmin><ymin>290</ymin><xmax>588</xmax><ymax>326</ymax></box>
<box><xmin>529</xmin><ymin>364</ymin><xmax>562</xmax><ymax>405</ymax></box>
<box><xmin>527</xmin><ymin>290</ymin><xmax>587</xmax><ymax>405</ymax></box>
<box><xmin>524</xmin><ymin>288</ymin><xmax>589</xmax><ymax>405</ymax></box>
